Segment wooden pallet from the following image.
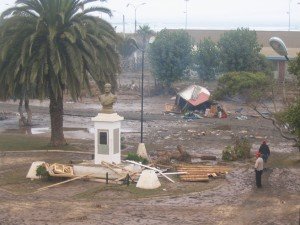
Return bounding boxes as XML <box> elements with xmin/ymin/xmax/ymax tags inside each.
<box><xmin>176</xmin><ymin>164</ymin><xmax>230</xmax><ymax>182</ymax></box>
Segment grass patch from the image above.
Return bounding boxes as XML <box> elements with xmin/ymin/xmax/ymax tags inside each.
<box><xmin>0</xmin><ymin>164</ymin><xmax>72</xmax><ymax>194</ymax></box>
<box><xmin>74</xmin><ymin>178</ymin><xmax>223</xmax><ymax>201</ymax></box>
<box><xmin>0</xmin><ymin>166</ymin><xmax>44</xmax><ymax>194</ymax></box>
<box><xmin>0</xmin><ymin>133</ymin><xmax>89</xmax><ymax>151</ymax></box>
<box><xmin>74</xmin><ymin>184</ymin><xmax>165</xmax><ymax>200</ymax></box>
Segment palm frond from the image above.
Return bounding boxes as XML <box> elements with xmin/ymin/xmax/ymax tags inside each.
<box><xmin>82</xmin><ymin>7</ymin><xmax>112</xmax><ymax>17</ymax></box>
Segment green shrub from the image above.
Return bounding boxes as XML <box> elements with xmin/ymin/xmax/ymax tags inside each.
<box><xmin>36</xmin><ymin>164</ymin><xmax>50</xmax><ymax>180</ymax></box>
<box><xmin>222</xmin><ymin>146</ymin><xmax>233</xmax><ymax>161</ymax></box>
<box><xmin>222</xmin><ymin>137</ymin><xmax>251</xmax><ymax>161</ymax></box>
<box><xmin>125</xmin><ymin>152</ymin><xmax>148</xmax><ymax>165</ymax></box>
<box><xmin>234</xmin><ymin>138</ymin><xmax>251</xmax><ymax>159</ymax></box>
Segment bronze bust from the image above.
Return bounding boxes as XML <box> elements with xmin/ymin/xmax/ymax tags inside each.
<box><xmin>99</xmin><ymin>83</ymin><xmax>117</xmax><ymax>114</ymax></box>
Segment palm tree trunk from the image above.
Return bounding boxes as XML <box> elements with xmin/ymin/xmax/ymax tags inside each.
<box><xmin>49</xmin><ymin>92</ymin><xmax>66</xmax><ymax>147</ymax></box>
<box><xmin>24</xmin><ymin>96</ymin><xmax>32</xmax><ymax>125</ymax></box>
<box><xmin>18</xmin><ymin>97</ymin><xmax>26</xmax><ymax>127</ymax></box>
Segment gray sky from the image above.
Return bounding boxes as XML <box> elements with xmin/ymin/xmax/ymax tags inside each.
<box><xmin>1</xmin><ymin>0</ymin><xmax>300</xmax><ymax>32</ymax></box>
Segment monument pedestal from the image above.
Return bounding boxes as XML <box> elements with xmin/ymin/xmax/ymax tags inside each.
<box><xmin>92</xmin><ymin>113</ymin><xmax>124</xmax><ymax>164</ymax></box>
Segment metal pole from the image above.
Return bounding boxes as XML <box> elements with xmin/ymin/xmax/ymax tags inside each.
<box><xmin>185</xmin><ymin>0</ymin><xmax>188</xmax><ymax>29</ymax></box>
<box><xmin>141</xmin><ymin>50</ymin><xmax>144</xmax><ymax>143</ymax></box>
<box><xmin>123</xmin><ymin>14</ymin><xmax>125</xmax><ymax>37</ymax></box>
<box><xmin>127</xmin><ymin>3</ymin><xmax>146</xmax><ymax>33</ymax></box>
<box><xmin>134</xmin><ymin>8</ymin><xmax>137</xmax><ymax>33</ymax></box>
<box><xmin>289</xmin><ymin>0</ymin><xmax>291</xmax><ymax>31</ymax></box>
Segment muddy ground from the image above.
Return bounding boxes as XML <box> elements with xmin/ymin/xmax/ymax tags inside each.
<box><xmin>0</xmin><ymin>79</ymin><xmax>299</xmax><ymax>225</ymax></box>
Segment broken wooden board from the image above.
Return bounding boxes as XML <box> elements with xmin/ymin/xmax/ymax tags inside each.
<box><xmin>88</xmin><ymin>178</ymin><xmax>122</xmax><ymax>184</ymax></box>
<box><xmin>35</xmin><ymin>173</ymin><xmax>93</xmax><ymax>192</ymax></box>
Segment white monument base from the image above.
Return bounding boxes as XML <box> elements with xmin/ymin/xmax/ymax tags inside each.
<box><xmin>73</xmin><ymin>161</ymin><xmax>142</xmax><ymax>179</ymax></box>
<box><xmin>26</xmin><ymin>161</ymin><xmax>45</xmax><ymax>179</ymax></box>
<box><xmin>92</xmin><ymin>113</ymin><xmax>124</xmax><ymax>164</ymax></box>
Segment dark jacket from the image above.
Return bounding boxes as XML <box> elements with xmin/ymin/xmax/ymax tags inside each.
<box><xmin>259</xmin><ymin>144</ymin><xmax>270</xmax><ymax>157</ymax></box>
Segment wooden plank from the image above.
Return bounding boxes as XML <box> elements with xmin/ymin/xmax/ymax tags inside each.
<box><xmin>176</xmin><ymin>164</ymin><xmax>230</xmax><ymax>182</ymax></box>
<box><xmin>88</xmin><ymin>178</ymin><xmax>122</xmax><ymax>184</ymax></box>
<box><xmin>101</xmin><ymin>161</ymin><xmax>123</xmax><ymax>175</ymax></box>
<box><xmin>180</xmin><ymin>175</ymin><xmax>209</xmax><ymax>178</ymax></box>
<box><xmin>177</xmin><ymin>168</ymin><xmax>229</xmax><ymax>171</ymax></box>
<box><xmin>179</xmin><ymin>171</ymin><xmax>228</xmax><ymax>173</ymax></box>
<box><xmin>161</xmin><ymin>172</ymin><xmax>187</xmax><ymax>175</ymax></box>
<box><xmin>176</xmin><ymin>163</ymin><xmax>228</xmax><ymax>167</ymax></box>
<box><xmin>36</xmin><ymin>173</ymin><xmax>93</xmax><ymax>192</ymax></box>
<box><xmin>176</xmin><ymin>168</ymin><xmax>230</xmax><ymax>173</ymax></box>
<box><xmin>176</xmin><ymin>166</ymin><xmax>230</xmax><ymax>169</ymax></box>
<box><xmin>180</xmin><ymin>177</ymin><xmax>209</xmax><ymax>182</ymax></box>
<box><xmin>177</xmin><ymin>168</ymin><xmax>230</xmax><ymax>171</ymax></box>
<box><xmin>102</xmin><ymin>161</ymin><xmax>132</xmax><ymax>173</ymax></box>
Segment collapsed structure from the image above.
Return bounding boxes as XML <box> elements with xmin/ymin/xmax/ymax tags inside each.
<box><xmin>165</xmin><ymin>84</ymin><xmax>227</xmax><ymax>118</ymax></box>
<box><xmin>176</xmin><ymin>84</ymin><xmax>211</xmax><ymax>111</ymax></box>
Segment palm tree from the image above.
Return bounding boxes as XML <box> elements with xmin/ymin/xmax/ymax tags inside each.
<box><xmin>0</xmin><ymin>0</ymin><xmax>120</xmax><ymax>146</ymax></box>
<box><xmin>137</xmin><ymin>25</ymin><xmax>155</xmax><ymax>48</ymax></box>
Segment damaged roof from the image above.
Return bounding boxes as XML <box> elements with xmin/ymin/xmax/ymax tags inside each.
<box><xmin>178</xmin><ymin>85</ymin><xmax>210</xmax><ymax>106</ymax></box>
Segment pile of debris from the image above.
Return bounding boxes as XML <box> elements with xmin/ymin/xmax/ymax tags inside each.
<box><xmin>26</xmin><ymin>145</ymin><xmax>231</xmax><ymax>192</ymax></box>
<box><xmin>27</xmin><ymin>161</ymin><xmax>142</xmax><ymax>184</ymax></box>
<box><xmin>0</xmin><ymin>111</ymin><xmax>9</xmax><ymax>121</ymax></box>
<box><xmin>176</xmin><ymin>164</ymin><xmax>230</xmax><ymax>182</ymax></box>
<box><xmin>45</xmin><ymin>163</ymin><xmax>74</xmax><ymax>177</ymax></box>
<box><xmin>153</xmin><ymin>145</ymin><xmax>192</xmax><ymax>165</ymax></box>
<box><xmin>165</xmin><ymin>84</ymin><xmax>228</xmax><ymax>119</ymax></box>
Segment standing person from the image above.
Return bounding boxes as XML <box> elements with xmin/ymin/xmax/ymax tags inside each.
<box><xmin>259</xmin><ymin>141</ymin><xmax>270</xmax><ymax>163</ymax></box>
<box><xmin>254</xmin><ymin>153</ymin><xmax>264</xmax><ymax>188</ymax></box>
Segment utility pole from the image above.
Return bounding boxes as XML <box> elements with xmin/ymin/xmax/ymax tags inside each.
<box><xmin>127</xmin><ymin>3</ymin><xmax>146</xmax><ymax>33</ymax></box>
<box><xmin>123</xmin><ymin>14</ymin><xmax>125</xmax><ymax>37</ymax></box>
<box><xmin>185</xmin><ymin>0</ymin><xmax>189</xmax><ymax>30</ymax></box>
<box><xmin>288</xmin><ymin>0</ymin><xmax>292</xmax><ymax>31</ymax></box>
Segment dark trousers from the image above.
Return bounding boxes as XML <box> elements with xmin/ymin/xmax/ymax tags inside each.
<box><xmin>262</xmin><ymin>154</ymin><xmax>269</xmax><ymax>163</ymax></box>
<box><xmin>255</xmin><ymin>170</ymin><xmax>263</xmax><ymax>187</ymax></box>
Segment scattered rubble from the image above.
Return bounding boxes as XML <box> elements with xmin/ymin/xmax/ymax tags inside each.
<box><xmin>0</xmin><ymin>111</ymin><xmax>9</xmax><ymax>121</ymax></box>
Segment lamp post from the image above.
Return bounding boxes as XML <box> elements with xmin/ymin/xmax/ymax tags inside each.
<box><xmin>269</xmin><ymin>37</ymin><xmax>289</xmax><ymax>101</ymax></box>
<box><xmin>132</xmin><ymin>37</ymin><xmax>155</xmax><ymax>146</ymax></box>
<box><xmin>127</xmin><ymin>2</ymin><xmax>146</xmax><ymax>33</ymax></box>
<box><xmin>184</xmin><ymin>0</ymin><xmax>189</xmax><ymax>29</ymax></box>
<box><xmin>287</xmin><ymin>0</ymin><xmax>300</xmax><ymax>30</ymax></box>
<box><xmin>112</xmin><ymin>10</ymin><xmax>126</xmax><ymax>37</ymax></box>
<box><xmin>140</xmin><ymin>46</ymin><xmax>145</xmax><ymax>143</ymax></box>
<box><xmin>269</xmin><ymin>37</ymin><xmax>289</xmax><ymax>60</ymax></box>
<box><xmin>288</xmin><ymin>0</ymin><xmax>292</xmax><ymax>31</ymax></box>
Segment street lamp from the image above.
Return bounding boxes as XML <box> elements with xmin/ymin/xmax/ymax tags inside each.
<box><xmin>269</xmin><ymin>37</ymin><xmax>289</xmax><ymax>100</ymax></box>
<box><xmin>132</xmin><ymin>37</ymin><xmax>155</xmax><ymax>157</ymax></box>
<box><xmin>269</xmin><ymin>37</ymin><xmax>289</xmax><ymax>60</ymax></box>
<box><xmin>112</xmin><ymin>10</ymin><xmax>126</xmax><ymax>37</ymax></box>
<box><xmin>287</xmin><ymin>0</ymin><xmax>300</xmax><ymax>30</ymax></box>
<box><xmin>288</xmin><ymin>0</ymin><xmax>292</xmax><ymax>31</ymax></box>
<box><xmin>126</xmin><ymin>2</ymin><xmax>146</xmax><ymax>33</ymax></box>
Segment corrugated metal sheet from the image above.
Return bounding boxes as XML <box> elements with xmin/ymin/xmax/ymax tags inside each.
<box><xmin>178</xmin><ymin>85</ymin><xmax>210</xmax><ymax>106</ymax></box>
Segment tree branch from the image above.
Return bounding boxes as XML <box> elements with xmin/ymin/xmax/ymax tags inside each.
<box><xmin>252</xmin><ymin>106</ymin><xmax>298</xmax><ymax>143</ymax></box>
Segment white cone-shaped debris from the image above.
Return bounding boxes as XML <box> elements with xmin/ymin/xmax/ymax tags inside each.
<box><xmin>136</xmin><ymin>169</ymin><xmax>161</xmax><ymax>189</ymax></box>
<box><xmin>26</xmin><ymin>161</ymin><xmax>45</xmax><ymax>179</ymax></box>
<box><xmin>137</xmin><ymin>143</ymin><xmax>149</xmax><ymax>160</ymax></box>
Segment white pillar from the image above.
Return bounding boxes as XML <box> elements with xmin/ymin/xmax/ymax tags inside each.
<box><xmin>92</xmin><ymin>113</ymin><xmax>124</xmax><ymax>164</ymax></box>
